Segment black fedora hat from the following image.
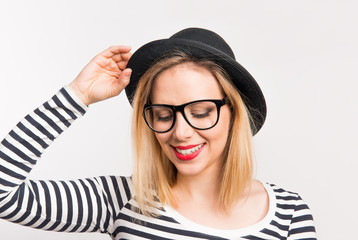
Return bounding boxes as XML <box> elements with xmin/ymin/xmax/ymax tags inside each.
<box><xmin>125</xmin><ymin>27</ymin><xmax>266</xmax><ymax>135</ymax></box>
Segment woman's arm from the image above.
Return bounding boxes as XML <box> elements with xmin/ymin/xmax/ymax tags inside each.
<box><xmin>0</xmin><ymin>46</ymin><xmax>132</xmax><ymax>233</ymax></box>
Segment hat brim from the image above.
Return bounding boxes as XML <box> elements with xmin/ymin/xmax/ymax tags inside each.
<box><xmin>125</xmin><ymin>38</ymin><xmax>266</xmax><ymax>135</ymax></box>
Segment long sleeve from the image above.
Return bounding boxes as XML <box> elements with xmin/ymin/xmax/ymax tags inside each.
<box><xmin>0</xmin><ymin>87</ymin><xmax>122</xmax><ymax>234</ymax></box>
<box><xmin>287</xmin><ymin>195</ymin><xmax>317</xmax><ymax>239</ymax></box>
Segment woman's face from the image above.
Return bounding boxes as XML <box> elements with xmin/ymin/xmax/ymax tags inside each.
<box><xmin>151</xmin><ymin>63</ymin><xmax>231</xmax><ymax>178</ymax></box>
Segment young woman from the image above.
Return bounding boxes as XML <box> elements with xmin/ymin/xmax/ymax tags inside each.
<box><xmin>0</xmin><ymin>28</ymin><xmax>316</xmax><ymax>239</ymax></box>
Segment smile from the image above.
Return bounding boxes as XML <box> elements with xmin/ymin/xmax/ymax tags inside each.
<box><xmin>175</xmin><ymin>144</ymin><xmax>204</xmax><ymax>155</ymax></box>
<box><xmin>172</xmin><ymin>143</ymin><xmax>205</xmax><ymax>161</ymax></box>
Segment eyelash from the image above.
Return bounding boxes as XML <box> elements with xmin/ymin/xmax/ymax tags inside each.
<box><xmin>191</xmin><ymin>110</ymin><xmax>211</xmax><ymax>118</ymax></box>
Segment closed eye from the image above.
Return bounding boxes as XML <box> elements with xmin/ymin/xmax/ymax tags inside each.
<box><xmin>191</xmin><ymin>109</ymin><xmax>212</xmax><ymax>118</ymax></box>
<box><xmin>157</xmin><ymin>115</ymin><xmax>173</xmax><ymax>122</ymax></box>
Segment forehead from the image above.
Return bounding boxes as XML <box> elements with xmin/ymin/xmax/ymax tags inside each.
<box><xmin>150</xmin><ymin>63</ymin><xmax>224</xmax><ymax>104</ymax></box>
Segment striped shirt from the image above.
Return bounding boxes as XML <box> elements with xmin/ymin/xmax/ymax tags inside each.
<box><xmin>0</xmin><ymin>86</ymin><xmax>317</xmax><ymax>239</ymax></box>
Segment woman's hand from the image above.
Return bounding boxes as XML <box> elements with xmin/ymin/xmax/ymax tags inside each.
<box><xmin>69</xmin><ymin>46</ymin><xmax>132</xmax><ymax>106</ymax></box>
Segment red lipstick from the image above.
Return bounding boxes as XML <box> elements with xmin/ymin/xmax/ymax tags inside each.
<box><xmin>172</xmin><ymin>143</ymin><xmax>205</xmax><ymax>161</ymax></box>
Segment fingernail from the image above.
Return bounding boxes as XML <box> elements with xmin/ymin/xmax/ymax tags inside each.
<box><xmin>124</xmin><ymin>69</ymin><xmax>132</xmax><ymax>77</ymax></box>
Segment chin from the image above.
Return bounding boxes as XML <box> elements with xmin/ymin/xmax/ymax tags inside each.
<box><xmin>173</xmin><ymin>162</ymin><xmax>207</xmax><ymax>177</ymax></box>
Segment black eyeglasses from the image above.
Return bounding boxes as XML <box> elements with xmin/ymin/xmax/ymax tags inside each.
<box><xmin>143</xmin><ymin>98</ymin><xmax>226</xmax><ymax>133</ymax></box>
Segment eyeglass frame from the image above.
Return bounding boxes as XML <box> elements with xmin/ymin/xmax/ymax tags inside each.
<box><xmin>142</xmin><ymin>98</ymin><xmax>227</xmax><ymax>133</ymax></box>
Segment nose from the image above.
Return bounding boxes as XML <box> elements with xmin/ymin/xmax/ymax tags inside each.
<box><xmin>172</xmin><ymin>112</ymin><xmax>194</xmax><ymax>141</ymax></box>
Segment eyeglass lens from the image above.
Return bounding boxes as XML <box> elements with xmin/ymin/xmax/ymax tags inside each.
<box><xmin>144</xmin><ymin>101</ymin><xmax>219</xmax><ymax>132</ymax></box>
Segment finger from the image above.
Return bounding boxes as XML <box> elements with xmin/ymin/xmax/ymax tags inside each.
<box><xmin>121</xmin><ymin>52</ymin><xmax>132</xmax><ymax>61</ymax></box>
<box><xmin>114</xmin><ymin>68</ymin><xmax>132</xmax><ymax>92</ymax></box>
<box><xmin>117</xmin><ymin>60</ymin><xmax>128</xmax><ymax>71</ymax></box>
<box><xmin>112</xmin><ymin>52</ymin><xmax>132</xmax><ymax>62</ymax></box>
<box><xmin>102</xmin><ymin>45</ymin><xmax>131</xmax><ymax>58</ymax></box>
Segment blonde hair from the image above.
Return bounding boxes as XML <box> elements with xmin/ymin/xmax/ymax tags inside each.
<box><xmin>131</xmin><ymin>52</ymin><xmax>254</xmax><ymax>216</ymax></box>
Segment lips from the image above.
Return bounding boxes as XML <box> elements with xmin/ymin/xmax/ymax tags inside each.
<box><xmin>172</xmin><ymin>143</ymin><xmax>205</xmax><ymax>161</ymax></box>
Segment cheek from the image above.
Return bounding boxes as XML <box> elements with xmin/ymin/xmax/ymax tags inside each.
<box><xmin>216</xmin><ymin>108</ymin><xmax>231</xmax><ymax>134</ymax></box>
<box><xmin>154</xmin><ymin>133</ymin><xmax>176</xmax><ymax>164</ymax></box>
<box><xmin>210</xmin><ymin>124</ymin><xmax>230</xmax><ymax>146</ymax></box>
<box><xmin>154</xmin><ymin>133</ymin><xmax>171</xmax><ymax>151</ymax></box>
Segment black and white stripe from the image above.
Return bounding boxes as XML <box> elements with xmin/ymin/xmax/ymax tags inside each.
<box><xmin>0</xmin><ymin>87</ymin><xmax>317</xmax><ymax>239</ymax></box>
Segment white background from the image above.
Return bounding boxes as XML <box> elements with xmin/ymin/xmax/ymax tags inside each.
<box><xmin>0</xmin><ymin>0</ymin><xmax>357</xmax><ymax>239</ymax></box>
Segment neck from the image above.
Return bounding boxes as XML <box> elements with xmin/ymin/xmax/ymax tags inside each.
<box><xmin>173</xmin><ymin>166</ymin><xmax>222</xmax><ymax>206</ymax></box>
